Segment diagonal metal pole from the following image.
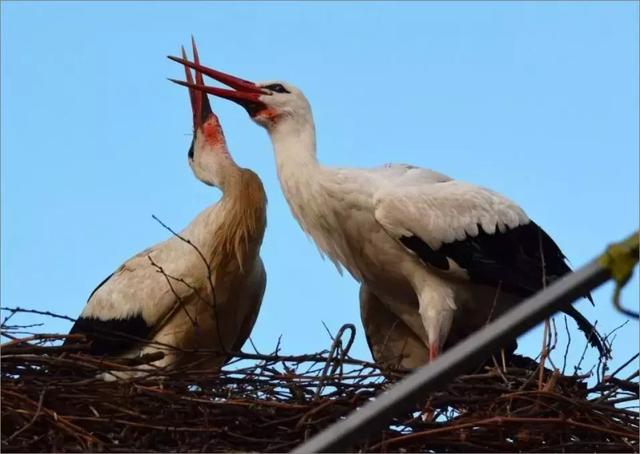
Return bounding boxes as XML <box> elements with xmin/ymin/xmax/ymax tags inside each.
<box><xmin>293</xmin><ymin>232</ymin><xmax>638</xmax><ymax>453</ymax></box>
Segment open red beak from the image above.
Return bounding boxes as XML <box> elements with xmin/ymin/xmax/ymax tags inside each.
<box><xmin>182</xmin><ymin>38</ymin><xmax>213</xmax><ymax>130</ymax></box>
<box><xmin>168</xmin><ymin>52</ymin><xmax>267</xmax><ymax>116</ymax></box>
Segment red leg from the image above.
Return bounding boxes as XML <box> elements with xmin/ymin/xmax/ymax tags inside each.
<box><xmin>422</xmin><ymin>343</ymin><xmax>441</xmax><ymax>421</ymax></box>
<box><xmin>429</xmin><ymin>342</ymin><xmax>440</xmax><ymax>362</ymax></box>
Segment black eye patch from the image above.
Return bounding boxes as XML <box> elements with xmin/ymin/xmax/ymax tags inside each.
<box><xmin>265</xmin><ymin>83</ymin><xmax>289</xmax><ymax>94</ymax></box>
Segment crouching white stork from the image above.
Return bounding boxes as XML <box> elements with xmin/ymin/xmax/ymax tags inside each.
<box><xmin>168</xmin><ymin>57</ymin><xmax>608</xmax><ymax>368</ymax></box>
<box><xmin>67</xmin><ymin>41</ymin><xmax>267</xmax><ymax>373</ymax></box>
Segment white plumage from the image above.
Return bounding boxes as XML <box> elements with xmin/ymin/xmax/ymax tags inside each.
<box><xmin>169</xmin><ymin>58</ymin><xmax>606</xmax><ymax>367</ymax></box>
<box><xmin>270</xmin><ymin>159</ymin><xmax>528</xmax><ymax>361</ymax></box>
<box><xmin>68</xmin><ymin>43</ymin><xmax>267</xmax><ymax>374</ymax></box>
<box><xmin>374</xmin><ymin>179</ymin><xmax>529</xmax><ymax>249</ymax></box>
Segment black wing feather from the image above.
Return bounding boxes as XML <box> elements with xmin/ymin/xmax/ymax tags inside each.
<box><xmin>401</xmin><ymin>220</ymin><xmax>607</xmax><ymax>356</ymax></box>
<box><xmin>66</xmin><ymin>273</ymin><xmax>152</xmax><ymax>356</ymax></box>
<box><xmin>67</xmin><ymin>315</ymin><xmax>152</xmax><ymax>356</ymax></box>
<box><xmin>400</xmin><ymin>236</ymin><xmax>450</xmax><ymax>271</ymax></box>
<box><xmin>403</xmin><ymin>221</ymin><xmax>569</xmax><ymax>297</ymax></box>
<box><xmin>443</xmin><ymin>220</ymin><xmax>570</xmax><ymax>296</ymax></box>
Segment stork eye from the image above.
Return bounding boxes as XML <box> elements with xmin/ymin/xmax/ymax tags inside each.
<box><xmin>265</xmin><ymin>83</ymin><xmax>289</xmax><ymax>94</ymax></box>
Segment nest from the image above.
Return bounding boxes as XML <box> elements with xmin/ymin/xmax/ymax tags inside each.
<box><xmin>1</xmin><ymin>309</ymin><xmax>638</xmax><ymax>453</ymax></box>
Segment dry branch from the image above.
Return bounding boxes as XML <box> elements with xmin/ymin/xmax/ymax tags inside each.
<box><xmin>2</xmin><ymin>309</ymin><xmax>638</xmax><ymax>453</ymax></box>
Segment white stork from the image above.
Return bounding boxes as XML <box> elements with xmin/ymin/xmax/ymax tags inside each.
<box><xmin>67</xmin><ymin>41</ymin><xmax>267</xmax><ymax>373</ymax></box>
<box><xmin>168</xmin><ymin>57</ymin><xmax>607</xmax><ymax>367</ymax></box>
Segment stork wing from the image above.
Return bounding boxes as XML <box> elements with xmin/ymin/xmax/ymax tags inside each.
<box><xmin>67</xmin><ymin>243</ymin><xmax>199</xmax><ymax>356</ymax></box>
<box><xmin>227</xmin><ymin>257</ymin><xmax>266</xmax><ymax>357</ymax></box>
<box><xmin>374</xmin><ymin>180</ymin><xmax>574</xmax><ymax>296</ymax></box>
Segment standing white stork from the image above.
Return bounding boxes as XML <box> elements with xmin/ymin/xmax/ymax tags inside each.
<box><xmin>168</xmin><ymin>57</ymin><xmax>607</xmax><ymax>367</ymax></box>
<box><xmin>67</xmin><ymin>41</ymin><xmax>267</xmax><ymax>373</ymax></box>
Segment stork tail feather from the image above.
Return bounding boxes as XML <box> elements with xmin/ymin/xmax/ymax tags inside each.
<box><xmin>562</xmin><ymin>305</ymin><xmax>609</xmax><ymax>358</ymax></box>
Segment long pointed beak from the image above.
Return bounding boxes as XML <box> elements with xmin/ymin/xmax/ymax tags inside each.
<box><xmin>182</xmin><ymin>38</ymin><xmax>213</xmax><ymax>130</ymax></box>
<box><xmin>169</xmin><ymin>78</ymin><xmax>263</xmax><ymax>104</ymax></box>
<box><xmin>168</xmin><ymin>54</ymin><xmax>267</xmax><ymax>115</ymax></box>
<box><xmin>168</xmin><ymin>54</ymin><xmax>262</xmax><ymax>93</ymax></box>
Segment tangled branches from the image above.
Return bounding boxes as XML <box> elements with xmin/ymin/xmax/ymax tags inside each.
<box><xmin>1</xmin><ymin>309</ymin><xmax>638</xmax><ymax>453</ymax></box>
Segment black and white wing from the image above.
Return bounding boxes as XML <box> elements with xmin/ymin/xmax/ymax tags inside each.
<box><xmin>374</xmin><ymin>179</ymin><xmax>606</xmax><ymax>355</ymax></box>
<box><xmin>67</xmin><ymin>243</ymin><xmax>192</xmax><ymax>356</ymax></box>
<box><xmin>374</xmin><ymin>179</ymin><xmax>567</xmax><ymax>294</ymax></box>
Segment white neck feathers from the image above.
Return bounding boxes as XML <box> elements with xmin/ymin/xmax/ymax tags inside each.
<box><xmin>269</xmin><ymin>117</ymin><xmax>318</xmax><ymax>168</ymax></box>
<box><xmin>266</xmin><ymin>115</ymin><xmax>359</xmax><ymax>278</ymax></box>
<box><xmin>268</xmin><ymin>117</ymin><xmax>321</xmax><ymax>206</ymax></box>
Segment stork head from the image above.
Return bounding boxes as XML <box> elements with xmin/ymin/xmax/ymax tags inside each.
<box><xmin>178</xmin><ymin>39</ymin><xmax>235</xmax><ymax>189</ymax></box>
<box><xmin>168</xmin><ymin>56</ymin><xmax>312</xmax><ymax>132</ymax></box>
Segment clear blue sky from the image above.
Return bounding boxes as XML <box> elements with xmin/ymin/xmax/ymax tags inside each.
<box><xmin>2</xmin><ymin>2</ymin><xmax>638</xmax><ymax>374</ymax></box>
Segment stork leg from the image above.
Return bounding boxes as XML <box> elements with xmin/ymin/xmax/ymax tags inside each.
<box><xmin>420</xmin><ymin>341</ymin><xmax>444</xmax><ymax>422</ymax></box>
<box><xmin>429</xmin><ymin>342</ymin><xmax>440</xmax><ymax>362</ymax></box>
<box><xmin>411</xmin><ymin>267</ymin><xmax>456</xmax><ymax>367</ymax></box>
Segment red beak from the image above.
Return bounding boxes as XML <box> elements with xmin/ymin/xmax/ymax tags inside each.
<box><xmin>182</xmin><ymin>38</ymin><xmax>213</xmax><ymax>130</ymax></box>
<box><xmin>168</xmin><ymin>53</ymin><xmax>267</xmax><ymax>116</ymax></box>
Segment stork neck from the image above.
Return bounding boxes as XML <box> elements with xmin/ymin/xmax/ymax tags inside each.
<box><xmin>214</xmin><ymin>168</ymin><xmax>267</xmax><ymax>269</ymax></box>
<box><xmin>191</xmin><ymin>167</ymin><xmax>267</xmax><ymax>274</ymax></box>
<box><xmin>269</xmin><ymin>119</ymin><xmax>320</xmax><ymax>188</ymax></box>
<box><xmin>215</xmin><ymin>157</ymin><xmax>242</xmax><ymax>193</ymax></box>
